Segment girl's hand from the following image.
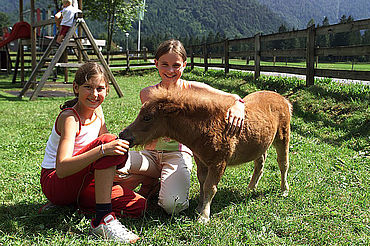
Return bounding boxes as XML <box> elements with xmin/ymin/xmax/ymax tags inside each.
<box><xmin>101</xmin><ymin>139</ymin><xmax>130</xmax><ymax>156</ymax></box>
<box><xmin>226</xmin><ymin>98</ymin><xmax>245</xmax><ymax>136</ymax></box>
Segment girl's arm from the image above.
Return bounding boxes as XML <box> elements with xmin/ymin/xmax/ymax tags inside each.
<box><xmin>188</xmin><ymin>81</ymin><xmax>245</xmax><ymax>135</ymax></box>
<box><xmin>55</xmin><ymin>111</ymin><xmax>129</xmax><ymax>178</ymax></box>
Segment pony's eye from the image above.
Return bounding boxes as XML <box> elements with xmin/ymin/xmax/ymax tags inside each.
<box><xmin>143</xmin><ymin>115</ymin><xmax>152</xmax><ymax>122</ymax></box>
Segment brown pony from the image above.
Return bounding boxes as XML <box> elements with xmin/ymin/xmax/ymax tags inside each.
<box><xmin>119</xmin><ymin>86</ymin><xmax>292</xmax><ymax>223</ymax></box>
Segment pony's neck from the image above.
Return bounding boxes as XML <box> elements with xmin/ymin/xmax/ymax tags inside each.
<box><xmin>165</xmin><ymin>114</ymin><xmax>207</xmax><ymax>152</ymax></box>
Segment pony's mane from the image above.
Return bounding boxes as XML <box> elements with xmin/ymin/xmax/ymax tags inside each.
<box><xmin>150</xmin><ymin>85</ymin><xmax>233</xmax><ymax>114</ymax></box>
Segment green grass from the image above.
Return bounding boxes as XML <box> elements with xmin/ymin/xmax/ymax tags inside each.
<box><xmin>0</xmin><ymin>68</ymin><xmax>369</xmax><ymax>245</ymax></box>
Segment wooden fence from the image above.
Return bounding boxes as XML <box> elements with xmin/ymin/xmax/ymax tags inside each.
<box><xmin>187</xmin><ymin>18</ymin><xmax>370</xmax><ymax>86</ymax></box>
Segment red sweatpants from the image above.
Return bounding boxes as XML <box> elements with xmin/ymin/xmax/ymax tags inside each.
<box><xmin>40</xmin><ymin>134</ymin><xmax>146</xmax><ymax>218</ymax></box>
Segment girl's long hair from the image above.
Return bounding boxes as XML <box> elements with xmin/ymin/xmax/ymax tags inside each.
<box><xmin>60</xmin><ymin>62</ymin><xmax>109</xmax><ymax>110</ymax></box>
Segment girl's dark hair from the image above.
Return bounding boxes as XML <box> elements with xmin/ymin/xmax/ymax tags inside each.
<box><xmin>60</xmin><ymin>62</ymin><xmax>109</xmax><ymax>110</ymax></box>
<box><xmin>155</xmin><ymin>39</ymin><xmax>187</xmax><ymax>62</ymax></box>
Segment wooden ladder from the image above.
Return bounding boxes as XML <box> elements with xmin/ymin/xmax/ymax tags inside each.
<box><xmin>19</xmin><ymin>14</ymin><xmax>123</xmax><ymax>100</ymax></box>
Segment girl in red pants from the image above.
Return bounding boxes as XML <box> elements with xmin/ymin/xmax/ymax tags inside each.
<box><xmin>40</xmin><ymin>62</ymin><xmax>145</xmax><ymax>243</ymax></box>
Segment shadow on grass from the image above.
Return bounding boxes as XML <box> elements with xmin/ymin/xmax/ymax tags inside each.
<box><xmin>206</xmin><ymin>187</ymin><xmax>275</xmax><ymax>214</ymax></box>
<box><xmin>139</xmin><ymin>186</ymin><xmax>275</xmax><ymax>227</ymax></box>
<box><xmin>0</xmin><ymin>187</ymin><xmax>274</xmax><ymax>239</ymax></box>
<box><xmin>0</xmin><ymin>93</ymin><xmax>24</xmax><ymax>101</ymax></box>
<box><xmin>0</xmin><ymin>203</ymin><xmax>82</xmax><ymax>236</ymax></box>
<box><xmin>113</xmin><ymin>67</ymin><xmax>157</xmax><ymax>77</ymax></box>
<box><xmin>292</xmin><ymin>102</ymin><xmax>370</xmax><ymax>149</ymax></box>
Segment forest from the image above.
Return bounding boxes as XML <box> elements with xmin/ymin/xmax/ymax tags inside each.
<box><xmin>0</xmin><ymin>0</ymin><xmax>369</xmax><ymax>55</ymax></box>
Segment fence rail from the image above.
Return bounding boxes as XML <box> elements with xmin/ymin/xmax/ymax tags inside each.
<box><xmin>7</xmin><ymin>48</ymin><xmax>155</xmax><ymax>70</ymax></box>
<box><xmin>187</xmin><ymin>18</ymin><xmax>370</xmax><ymax>86</ymax></box>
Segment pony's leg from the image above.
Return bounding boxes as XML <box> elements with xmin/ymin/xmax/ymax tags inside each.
<box><xmin>194</xmin><ymin>156</ymin><xmax>207</xmax><ymax>213</ymax></box>
<box><xmin>274</xmin><ymin>132</ymin><xmax>290</xmax><ymax>197</ymax></box>
<box><xmin>197</xmin><ymin>163</ymin><xmax>226</xmax><ymax>224</ymax></box>
<box><xmin>247</xmin><ymin>152</ymin><xmax>267</xmax><ymax>190</ymax></box>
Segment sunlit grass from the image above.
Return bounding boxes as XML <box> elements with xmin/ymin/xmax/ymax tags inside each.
<box><xmin>0</xmin><ymin>68</ymin><xmax>369</xmax><ymax>245</ymax></box>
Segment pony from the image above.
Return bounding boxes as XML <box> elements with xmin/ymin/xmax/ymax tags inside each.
<box><xmin>119</xmin><ymin>86</ymin><xmax>292</xmax><ymax>223</ymax></box>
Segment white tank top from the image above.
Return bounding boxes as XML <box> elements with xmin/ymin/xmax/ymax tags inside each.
<box><xmin>41</xmin><ymin>108</ymin><xmax>102</xmax><ymax>169</ymax></box>
<box><xmin>61</xmin><ymin>5</ymin><xmax>81</xmax><ymax>27</ymax></box>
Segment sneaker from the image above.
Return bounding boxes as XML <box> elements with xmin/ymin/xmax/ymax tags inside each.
<box><xmin>89</xmin><ymin>212</ymin><xmax>139</xmax><ymax>243</ymax></box>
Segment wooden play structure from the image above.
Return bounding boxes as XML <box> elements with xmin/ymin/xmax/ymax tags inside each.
<box><xmin>16</xmin><ymin>0</ymin><xmax>123</xmax><ymax>100</ymax></box>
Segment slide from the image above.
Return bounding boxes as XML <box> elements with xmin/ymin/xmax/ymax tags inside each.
<box><xmin>0</xmin><ymin>21</ymin><xmax>31</xmax><ymax>48</ymax></box>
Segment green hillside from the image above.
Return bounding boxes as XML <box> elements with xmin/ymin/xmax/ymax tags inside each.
<box><xmin>2</xmin><ymin>0</ymin><xmax>369</xmax><ymax>51</ymax></box>
<box><xmin>0</xmin><ymin>0</ymin><xmax>286</xmax><ymax>38</ymax></box>
<box><xmin>139</xmin><ymin>0</ymin><xmax>286</xmax><ymax>38</ymax></box>
<box><xmin>257</xmin><ymin>0</ymin><xmax>370</xmax><ymax>28</ymax></box>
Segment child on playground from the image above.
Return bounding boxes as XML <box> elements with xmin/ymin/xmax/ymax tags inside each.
<box><xmin>55</xmin><ymin>0</ymin><xmax>80</xmax><ymax>44</ymax></box>
<box><xmin>115</xmin><ymin>39</ymin><xmax>245</xmax><ymax>215</ymax></box>
<box><xmin>40</xmin><ymin>62</ymin><xmax>145</xmax><ymax>243</ymax></box>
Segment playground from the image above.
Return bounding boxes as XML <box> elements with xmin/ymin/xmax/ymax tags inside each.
<box><xmin>0</xmin><ymin>0</ymin><xmax>118</xmax><ymax>100</ymax></box>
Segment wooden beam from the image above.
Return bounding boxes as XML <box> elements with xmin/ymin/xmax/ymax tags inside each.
<box><xmin>316</xmin><ymin>45</ymin><xmax>370</xmax><ymax>57</ymax></box>
<box><xmin>316</xmin><ymin>18</ymin><xmax>370</xmax><ymax>35</ymax></box>
<box><xmin>229</xmin><ymin>50</ymin><xmax>254</xmax><ymax>58</ymax></box>
<box><xmin>315</xmin><ymin>69</ymin><xmax>370</xmax><ymax>81</ymax></box>
<box><xmin>261</xmin><ymin>48</ymin><xmax>306</xmax><ymax>58</ymax></box>
<box><xmin>33</xmin><ymin>19</ymin><xmax>56</xmax><ymax>28</ymax></box>
<box><xmin>30</xmin><ymin>0</ymin><xmax>37</xmax><ymax>70</ymax></box>
<box><xmin>19</xmin><ymin>0</ymin><xmax>23</xmax><ymax>21</ymax></box>
<box><xmin>261</xmin><ymin>29</ymin><xmax>307</xmax><ymax>42</ymax></box>
<box><xmin>254</xmin><ymin>33</ymin><xmax>261</xmax><ymax>80</ymax></box>
<box><xmin>224</xmin><ymin>39</ymin><xmax>229</xmax><ymax>74</ymax></box>
<box><xmin>203</xmin><ymin>43</ymin><xmax>208</xmax><ymax>72</ymax></box>
<box><xmin>80</xmin><ymin>19</ymin><xmax>124</xmax><ymax>97</ymax></box>
<box><xmin>306</xmin><ymin>26</ymin><xmax>315</xmax><ymax>86</ymax></box>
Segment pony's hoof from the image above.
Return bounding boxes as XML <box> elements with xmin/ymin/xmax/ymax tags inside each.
<box><xmin>197</xmin><ymin>215</ymin><xmax>210</xmax><ymax>224</ymax></box>
<box><xmin>282</xmin><ymin>190</ymin><xmax>289</xmax><ymax>197</ymax></box>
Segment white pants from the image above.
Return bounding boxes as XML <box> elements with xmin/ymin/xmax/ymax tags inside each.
<box><xmin>116</xmin><ymin>150</ymin><xmax>193</xmax><ymax>214</ymax></box>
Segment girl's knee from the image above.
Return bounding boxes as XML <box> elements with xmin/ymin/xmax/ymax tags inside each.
<box><xmin>158</xmin><ymin>195</ymin><xmax>189</xmax><ymax>214</ymax></box>
<box><xmin>99</xmin><ymin>133</ymin><xmax>117</xmax><ymax>143</ymax></box>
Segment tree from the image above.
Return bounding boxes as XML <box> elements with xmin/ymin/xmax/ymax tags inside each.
<box><xmin>84</xmin><ymin>0</ymin><xmax>144</xmax><ymax>63</ymax></box>
<box><xmin>363</xmin><ymin>30</ymin><xmax>370</xmax><ymax>45</ymax></box>
<box><xmin>306</xmin><ymin>18</ymin><xmax>315</xmax><ymax>28</ymax></box>
<box><xmin>0</xmin><ymin>12</ymin><xmax>10</xmax><ymax>35</ymax></box>
<box><xmin>317</xmin><ymin>16</ymin><xmax>330</xmax><ymax>48</ymax></box>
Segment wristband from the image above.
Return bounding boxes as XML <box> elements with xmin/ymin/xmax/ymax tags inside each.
<box><xmin>100</xmin><ymin>144</ymin><xmax>105</xmax><ymax>155</ymax></box>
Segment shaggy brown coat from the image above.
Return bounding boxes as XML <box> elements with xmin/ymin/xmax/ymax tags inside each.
<box><xmin>119</xmin><ymin>86</ymin><xmax>292</xmax><ymax>223</ymax></box>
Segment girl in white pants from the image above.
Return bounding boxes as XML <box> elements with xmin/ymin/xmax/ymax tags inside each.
<box><xmin>116</xmin><ymin>39</ymin><xmax>245</xmax><ymax>214</ymax></box>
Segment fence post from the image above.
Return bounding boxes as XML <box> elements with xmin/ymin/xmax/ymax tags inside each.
<box><xmin>203</xmin><ymin>43</ymin><xmax>208</xmax><ymax>72</ymax></box>
<box><xmin>190</xmin><ymin>46</ymin><xmax>194</xmax><ymax>70</ymax></box>
<box><xmin>306</xmin><ymin>25</ymin><xmax>315</xmax><ymax>86</ymax></box>
<box><xmin>224</xmin><ymin>39</ymin><xmax>229</xmax><ymax>74</ymax></box>
<box><xmin>254</xmin><ymin>33</ymin><xmax>261</xmax><ymax>80</ymax></box>
<box><xmin>126</xmin><ymin>49</ymin><xmax>130</xmax><ymax>71</ymax></box>
<box><xmin>143</xmin><ymin>47</ymin><xmax>148</xmax><ymax>62</ymax></box>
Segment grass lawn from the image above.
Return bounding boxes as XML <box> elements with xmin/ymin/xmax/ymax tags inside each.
<box><xmin>0</xmin><ymin>68</ymin><xmax>369</xmax><ymax>245</ymax></box>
